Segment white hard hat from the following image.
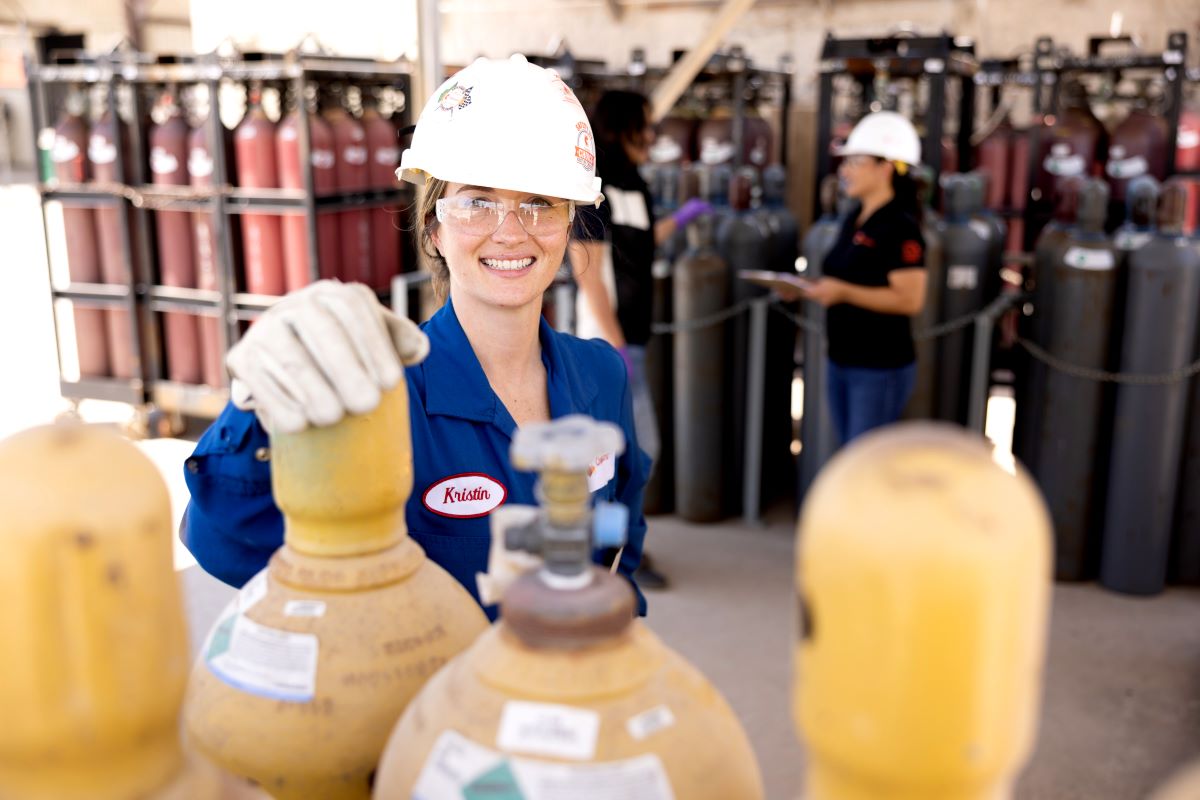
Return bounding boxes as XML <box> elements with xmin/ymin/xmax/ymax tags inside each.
<box><xmin>398</xmin><ymin>54</ymin><xmax>604</xmax><ymax>206</ymax></box>
<box><xmin>836</xmin><ymin>111</ymin><xmax>922</xmax><ymax>167</ymax></box>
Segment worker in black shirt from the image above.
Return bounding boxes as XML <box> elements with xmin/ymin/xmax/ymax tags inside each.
<box><xmin>571</xmin><ymin>90</ymin><xmax>709</xmax><ymax>588</ymax></box>
<box><xmin>801</xmin><ymin>112</ymin><xmax>928</xmax><ymax>444</ymax></box>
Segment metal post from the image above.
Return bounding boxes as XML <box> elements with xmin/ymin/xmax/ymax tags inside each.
<box><xmin>742</xmin><ymin>296</ymin><xmax>768</xmax><ymax>525</ymax></box>
<box><xmin>968</xmin><ymin>312</ymin><xmax>994</xmax><ymax>432</ymax></box>
<box><xmin>293</xmin><ymin>72</ymin><xmax>320</xmax><ymax>283</ymax></box>
<box><xmin>415</xmin><ymin>0</ymin><xmax>442</xmax><ymax>112</ymax></box>
<box><xmin>957</xmin><ymin>71</ymin><xmax>977</xmax><ymax>172</ymax></box>
<box><xmin>731</xmin><ymin>68</ymin><xmax>746</xmax><ymax>171</ymax></box>
<box><xmin>207</xmin><ymin>74</ymin><xmax>239</xmax><ymax>355</ymax></box>
<box><xmin>1163</xmin><ymin>32</ymin><xmax>1187</xmax><ymax>177</ymax></box>
<box><xmin>107</xmin><ymin>67</ymin><xmax>147</xmax><ymax>396</ymax></box>
<box><xmin>553</xmin><ymin>279</ymin><xmax>574</xmax><ymax>334</ymax></box>
<box><xmin>813</xmin><ymin>71</ymin><xmax>834</xmax><ymax>224</ymax></box>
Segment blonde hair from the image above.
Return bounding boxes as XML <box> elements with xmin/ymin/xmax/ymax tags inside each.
<box><xmin>416</xmin><ymin>177</ymin><xmax>451</xmax><ymax>302</ymax></box>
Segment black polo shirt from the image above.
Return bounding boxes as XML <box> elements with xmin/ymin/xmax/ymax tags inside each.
<box><xmin>822</xmin><ymin>198</ymin><xmax>925</xmax><ymax>369</ymax></box>
<box><xmin>575</xmin><ymin>158</ymin><xmax>656</xmax><ymax>346</ymax></box>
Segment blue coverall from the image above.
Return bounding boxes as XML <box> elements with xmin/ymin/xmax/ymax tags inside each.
<box><xmin>182</xmin><ymin>297</ymin><xmax>650</xmax><ymax>619</ymax></box>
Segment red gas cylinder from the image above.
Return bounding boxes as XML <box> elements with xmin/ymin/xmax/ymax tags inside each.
<box><xmin>976</xmin><ymin>120</ymin><xmax>1013</xmax><ymax>210</ymax></box>
<box><xmin>325</xmin><ymin>95</ymin><xmax>373</xmax><ymax>286</ymax></box>
<box><xmin>52</xmin><ymin>94</ymin><xmax>110</xmax><ymax>378</ymax></box>
<box><xmin>697</xmin><ymin>112</ymin><xmax>774</xmax><ymax>168</ymax></box>
<box><xmin>651</xmin><ymin>115</ymin><xmax>696</xmax><ymax>165</ymax></box>
<box><xmin>1177</xmin><ymin>108</ymin><xmax>1200</xmax><ymax>173</ymax></box>
<box><xmin>1035</xmin><ymin>83</ymin><xmax>1106</xmax><ymax>206</ymax></box>
<box><xmin>1106</xmin><ymin>105</ymin><xmax>1168</xmax><ymax>203</ymax></box>
<box><xmin>150</xmin><ymin>90</ymin><xmax>202</xmax><ymax>385</ymax></box>
<box><xmin>234</xmin><ymin>86</ymin><xmax>286</xmax><ymax>296</ymax></box>
<box><xmin>89</xmin><ymin>108</ymin><xmax>139</xmax><ymax>380</ymax></box>
<box><xmin>187</xmin><ymin>121</ymin><xmax>226</xmax><ymax>388</ymax></box>
<box><xmin>362</xmin><ymin>100</ymin><xmax>402</xmax><ymax>290</ymax></box>
<box><xmin>277</xmin><ymin>102</ymin><xmax>341</xmax><ymax>290</ymax></box>
<box><xmin>742</xmin><ymin>114</ymin><xmax>774</xmax><ymax>168</ymax></box>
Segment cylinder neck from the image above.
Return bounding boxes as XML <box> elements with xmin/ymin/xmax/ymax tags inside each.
<box><xmin>1075</xmin><ymin>178</ymin><xmax>1109</xmax><ymax>234</ymax></box>
<box><xmin>1157</xmin><ymin>180</ymin><xmax>1189</xmax><ymax>235</ymax></box>
<box><xmin>503</xmin><ymin>568</ymin><xmax>636</xmax><ymax>649</ymax></box>
<box><xmin>271</xmin><ymin>384</ymin><xmax>413</xmax><ymax>558</ymax></box>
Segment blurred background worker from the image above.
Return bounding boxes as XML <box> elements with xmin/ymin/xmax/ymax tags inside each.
<box><xmin>570</xmin><ymin>89</ymin><xmax>710</xmax><ymax>590</ymax></box>
<box><xmin>798</xmin><ymin>111</ymin><xmax>928</xmax><ymax>444</ymax></box>
<box><xmin>181</xmin><ymin>56</ymin><xmax>650</xmax><ymax>618</ymax></box>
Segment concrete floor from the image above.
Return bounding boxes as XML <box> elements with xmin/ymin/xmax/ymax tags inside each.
<box><xmin>7</xmin><ymin>184</ymin><xmax>1200</xmax><ymax>798</ymax></box>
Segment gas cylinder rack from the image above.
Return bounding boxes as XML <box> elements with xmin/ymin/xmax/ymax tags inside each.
<box><xmin>812</xmin><ymin>32</ymin><xmax>979</xmax><ymax>221</ymax></box>
<box><xmin>27</xmin><ymin>48</ymin><xmax>156</xmax><ymax>414</ymax></box>
<box><xmin>27</xmin><ymin>47</ymin><xmax>415</xmax><ymax>426</ymax></box>
<box><xmin>1014</xmin><ymin>31</ymin><xmax>1190</xmax><ymax>247</ymax></box>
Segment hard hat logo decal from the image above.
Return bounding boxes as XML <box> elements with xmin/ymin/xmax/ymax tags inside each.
<box><xmin>575</xmin><ymin>122</ymin><xmax>595</xmax><ymax>171</ymax></box>
<box><xmin>551</xmin><ymin>75</ymin><xmax>583</xmax><ymax>107</ymax></box>
<box><xmin>437</xmin><ymin>82</ymin><xmax>473</xmax><ymax>116</ymax></box>
<box><xmin>423</xmin><ymin>473</ymin><xmax>508</xmax><ymax>518</ymax></box>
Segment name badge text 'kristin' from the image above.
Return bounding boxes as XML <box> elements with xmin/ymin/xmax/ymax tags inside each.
<box><xmin>422</xmin><ymin>473</ymin><xmax>508</xmax><ymax>519</ymax></box>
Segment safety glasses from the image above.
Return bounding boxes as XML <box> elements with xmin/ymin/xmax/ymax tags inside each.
<box><xmin>435</xmin><ymin>195</ymin><xmax>576</xmax><ymax>236</ymax></box>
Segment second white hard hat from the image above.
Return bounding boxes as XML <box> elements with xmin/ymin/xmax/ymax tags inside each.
<box><xmin>837</xmin><ymin>111</ymin><xmax>922</xmax><ymax>167</ymax></box>
<box><xmin>398</xmin><ymin>54</ymin><xmax>604</xmax><ymax>206</ymax></box>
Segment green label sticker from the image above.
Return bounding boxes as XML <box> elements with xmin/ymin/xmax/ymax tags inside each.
<box><xmin>463</xmin><ymin>761</ymin><xmax>525</xmax><ymax>800</ymax></box>
<box><xmin>205</xmin><ymin>614</ymin><xmax>236</xmax><ymax>660</ymax></box>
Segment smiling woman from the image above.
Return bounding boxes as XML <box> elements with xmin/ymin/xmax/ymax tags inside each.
<box><xmin>180</xmin><ymin>54</ymin><xmax>651</xmax><ymax>620</ymax></box>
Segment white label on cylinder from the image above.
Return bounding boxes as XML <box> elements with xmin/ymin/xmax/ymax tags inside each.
<box><xmin>1179</xmin><ymin>130</ymin><xmax>1200</xmax><ymax>149</ymax></box>
<box><xmin>189</xmin><ymin>148</ymin><xmax>214</xmax><ymax>178</ymax></box>
<box><xmin>343</xmin><ymin>145</ymin><xmax>368</xmax><ymax>165</ymax></box>
<box><xmin>649</xmin><ymin>137</ymin><xmax>683</xmax><ymax>163</ymax></box>
<box><xmin>374</xmin><ymin>146</ymin><xmax>400</xmax><ymax>165</ymax></box>
<box><xmin>238</xmin><ymin>570</ymin><xmax>268</xmax><ymax>612</ymax></box>
<box><xmin>700</xmin><ymin>138</ymin><xmax>735</xmax><ymax>165</ymax></box>
<box><xmin>1115</xmin><ymin>231</ymin><xmax>1152</xmax><ymax>251</ymax></box>
<box><xmin>238</xmin><ymin>125</ymin><xmax>258</xmax><ymax>139</ymax></box>
<box><xmin>1106</xmin><ymin>155</ymin><xmax>1149</xmax><ymax>179</ymax></box>
<box><xmin>203</xmin><ymin>612</ymin><xmax>318</xmax><ymax>703</ymax></box>
<box><xmin>88</xmin><ymin>135</ymin><xmax>116</xmax><ymax>165</ymax></box>
<box><xmin>51</xmin><ymin>136</ymin><xmax>80</xmax><ymax>163</ymax></box>
<box><xmin>312</xmin><ymin>149</ymin><xmax>336</xmax><ymax>170</ymax></box>
<box><xmin>1043</xmin><ymin>152</ymin><xmax>1085</xmax><ymax>176</ymax></box>
<box><xmin>1063</xmin><ymin>246</ymin><xmax>1115</xmax><ymax>270</ymax></box>
<box><xmin>968</xmin><ymin>219</ymin><xmax>993</xmax><ymax>241</ymax></box>
<box><xmin>150</xmin><ymin>146</ymin><xmax>179</xmax><ymax>175</ymax></box>
<box><xmin>279</xmin><ymin>126</ymin><xmax>298</xmax><ymax>142</ymax></box>
<box><xmin>947</xmin><ymin>265</ymin><xmax>978</xmax><ymax>290</ymax></box>
<box><xmin>413</xmin><ymin>730</ymin><xmax>675</xmax><ymax>800</ymax></box>
<box><xmin>626</xmin><ymin>705</ymin><xmax>676</xmax><ymax>741</ymax></box>
<box><xmin>284</xmin><ymin>600</ymin><xmax>327</xmax><ymax>618</ymax></box>
<box><xmin>497</xmin><ymin>701</ymin><xmax>600</xmax><ymax>761</ymax></box>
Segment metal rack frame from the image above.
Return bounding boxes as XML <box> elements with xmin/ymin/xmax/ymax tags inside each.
<box><xmin>27</xmin><ymin>47</ymin><xmax>415</xmax><ymax>421</ymax></box>
<box><xmin>812</xmin><ymin>31</ymin><xmax>979</xmax><ymax>222</ymax></box>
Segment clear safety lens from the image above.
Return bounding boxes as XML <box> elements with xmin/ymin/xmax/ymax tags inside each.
<box><xmin>436</xmin><ymin>196</ymin><xmax>575</xmax><ymax>235</ymax></box>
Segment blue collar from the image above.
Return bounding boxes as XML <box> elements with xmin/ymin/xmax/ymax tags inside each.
<box><xmin>422</xmin><ymin>296</ymin><xmax>600</xmax><ymax>438</ymax></box>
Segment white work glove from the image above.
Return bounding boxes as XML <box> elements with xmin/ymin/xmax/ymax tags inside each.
<box><xmin>227</xmin><ymin>280</ymin><xmax>430</xmax><ymax>434</ymax></box>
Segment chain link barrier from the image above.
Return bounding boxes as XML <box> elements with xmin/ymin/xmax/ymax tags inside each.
<box><xmin>1016</xmin><ymin>337</ymin><xmax>1200</xmax><ymax>386</ymax></box>
<box><xmin>650</xmin><ymin>298</ymin><xmax>756</xmax><ymax>335</ymax></box>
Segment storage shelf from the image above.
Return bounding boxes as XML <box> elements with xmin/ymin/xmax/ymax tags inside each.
<box><xmin>40</xmin><ymin>185</ymin><xmax>124</xmax><ymax>206</ymax></box>
<box><xmin>61</xmin><ymin>377</ymin><xmax>145</xmax><ymax>405</ymax></box>
<box><xmin>224</xmin><ymin>187</ymin><xmax>409</xmax><ymax>214</ymax></box>
<box><xmin>53</xmin><ymin>283</ymin><xmax>134</xmax><ymax>307</ymax></box>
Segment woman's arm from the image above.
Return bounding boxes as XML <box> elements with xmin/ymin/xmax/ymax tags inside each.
<box><xmin>568</xmin><ymin>239</ymin><xmax>626</xmax><ymax>347</ymax></box>
<box><xmin>805</xmin><ymin>267</ymin><xmax>927</xmax><ymax>316</ymax></box>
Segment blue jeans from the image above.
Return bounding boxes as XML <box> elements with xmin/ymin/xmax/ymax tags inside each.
<box><xmin>826</xmin><ymin>360</ymin><xmax>917</xmax><ymax>445</ymax></box>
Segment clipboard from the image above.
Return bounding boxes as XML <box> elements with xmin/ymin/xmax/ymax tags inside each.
<box><xmin>737</xmin><ymin>270</ymin><xmax>814</xmax><ymax>295</ymax></box>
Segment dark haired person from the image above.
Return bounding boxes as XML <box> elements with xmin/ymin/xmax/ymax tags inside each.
<box><xmin>180</xmin><ymin>56</ymin><xmax>649</xmax><ymax>619</ymax></box>
<box><xmin>570</xmin><ymin>90</ymin><xmax>708</xmax><ymax>589</ymax></box>
<box><xmin>794</xmin><ymin>112</ymin><xmax>927</xmax><ymax>444</ymax></box>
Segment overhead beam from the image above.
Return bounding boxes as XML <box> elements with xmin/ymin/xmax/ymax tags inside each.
<box><xmin>648</xmin><ymin>0</ymin><xmax>757</xmax><ymax>122</ymax></box>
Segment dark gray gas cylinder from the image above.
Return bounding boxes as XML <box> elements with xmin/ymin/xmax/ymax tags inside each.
<box><xmin>1012</xmin><ymin>176</ymin><xmax>1085</xmax><ymax>472</ymax></box>
<box><xmin>903</xmin><ymin>166</ymin><xmax>945</xmax><ymax>420</ymax></box>
<box><xmin>934</xmin><ymin>174</ymin><xmax>993</xmax><ymax>424</ymax></box>
<box><xmin>1101</xmin><ymin>179</ymin><xmax>1200</xmax><ymax>595</ymax></box>
<box><xmin>1030</xmin><ymin>178</ymin><xmax>1122</xmax><ymax>581</ymax></box>
<box><xmin>673</xmin><ymin>214</ymin><xmax>730</xmax><ymax>522</ymax></box>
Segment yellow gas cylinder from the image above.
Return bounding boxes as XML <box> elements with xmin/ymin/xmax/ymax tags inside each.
<box><xmin>794</xmin><ymin>422</ymin><xmax>1052</xmax><ymax>800</ymax></box>
<box><xmin>374</xmin><ymin>415</ymin><xmax>764</xmax><ymax>799</ymax></box>
<box><xmin>0</xmin><ymin>423</ymin><xmax>225</xmax><ymax>799</ymax></box>
<box><xmin>183</xmin><ymin>383</ymin><xmax>489</xmax><ymax>799</ymax></box>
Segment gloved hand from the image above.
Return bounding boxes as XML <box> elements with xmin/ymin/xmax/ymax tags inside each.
<box><xmin>617</xmin><ymin>345</ymin><xmax>634</xmax><ymax>375</ymax></box>
<box><xmin>227</xmin><ymin>280</ymin><xmax>430</xmax><ymax>435</ymax></box>
<box><xmin>671</xmin><ymin>198</ymin><xmax>713</xmax><ymax>228</ymax></box>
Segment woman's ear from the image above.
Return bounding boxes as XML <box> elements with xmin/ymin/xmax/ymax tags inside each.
<box><xmin>430</xmin><ymin>225</ymin><xmax>443</xmax><ymax>256</ymax></box>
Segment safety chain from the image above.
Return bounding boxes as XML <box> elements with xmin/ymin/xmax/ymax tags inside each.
<box><xmin>767</xmin><ymin>301</ymin><xmax>825</xmax><ymax>337</ymax></box>
<box><xmin>1017</xmin><ymin>337</ymin><xmax>1200</xmax><ymax>386</ymax></box>
<box><xmin>650</xmin><ymin>298</ymin><xmax>755</xmax><ymax>335</ymax></box>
